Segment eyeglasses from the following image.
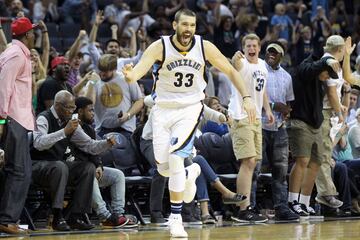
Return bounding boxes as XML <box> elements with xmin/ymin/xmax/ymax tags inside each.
<box><xmin>57</xmin><ymin>102</ymin><xmax>76</xmax><ymax>113</ymax></box>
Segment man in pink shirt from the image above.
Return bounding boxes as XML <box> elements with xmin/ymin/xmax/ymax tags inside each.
<box><xmin>0</xmin><ymin>17</ymin><xmax>36</xmax><ymax>235</ymax></box>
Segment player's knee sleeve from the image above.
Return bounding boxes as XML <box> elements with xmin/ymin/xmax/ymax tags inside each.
<box><xmin>168</xmin><ymin>154</ymin><xmax>186</xmax><ymax>192</ymax></box>
<box><xmin>157</xmin><ymin>162</ymin><xmax>170</xmax><ymax>177</ymax></box>
<box><xmin>169</xmin><ymin>168</ymin><xmax>186</xmax><ymax>192</ymax></box>
<box><xmin>168</xmin><ymin>154</ymin><xmax>184</xmax><ymax>175</ymax></box>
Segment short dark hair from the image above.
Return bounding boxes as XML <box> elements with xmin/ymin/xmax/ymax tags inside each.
<box><xmin>174</xmin><ymin>9</ymin><xmax>196</xmax><ymax>22</ymax></box>
<box><xmin>75</xmin><ymin>96</ymin><xmax>93</xmax><ymax>113</ymax></box>
<box><xmin>105</xmin><ymin>39</ymin><xmax>120</xmax><ymax>49</ymax></box>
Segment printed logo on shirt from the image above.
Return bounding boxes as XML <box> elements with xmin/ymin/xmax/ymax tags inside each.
<box><xmin>166</xmin><ymin>59</ymin><xmax>202</xmax><ymax>72</ymax></box>
<box><xmin>253</xmin><ymin>70</ymin><xmax>267</xmax><ymax>92</ymax></box>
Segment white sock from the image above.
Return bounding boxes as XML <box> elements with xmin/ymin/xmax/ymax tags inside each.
<box><xmin>288</xmin><ymin>192</ymin><xmax>299</xmax><ymax>203</ymax></box>
<box><xmin>299</xmin><ymin>194</ymin><xmax>311</xmax><ymax>207</ymax></box>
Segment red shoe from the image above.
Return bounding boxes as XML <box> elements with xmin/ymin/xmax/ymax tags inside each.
<box><xmin>102</xmin><ymin>214</ymin><xmax>129</xmax><ymax>228</ymax></box>
<box><xmin>122</xmin><ymin>214</ymin><xmax>138</xmax><ymax>228</ymax></box>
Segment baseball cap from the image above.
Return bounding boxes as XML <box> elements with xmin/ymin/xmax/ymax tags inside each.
<box><xmin>11</xmin><ymin>17</ymin><xmax>37</xmax><ymax>37</ymax></box>
<box><xmin>266</xmin><ymin>43</ymin><xmax>284</xmax><ymax>56</ymax></box>
<box><xmin>324</xmin><ymin>35</ymin><xmax>345</xmax><ymax>51</ymax></box>
<box><xmin>51</xmin><ymin>56</ymin><xmax>69</xmax><ymax>69</ymax></box>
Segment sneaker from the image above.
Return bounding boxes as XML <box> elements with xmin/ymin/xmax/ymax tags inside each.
<box><xmin>201</xmin><ymin>215</ymin><xmax>216</xmax><ymax>224</ymax></box>
<box><xmin>102</xmin><ymin>214</ymin><xmax>129</xmax><ymax>228</ymax></box>
<box><xmin>168</xmin><ymin>214</ymin><xmax>188</xmax><ymax>238</ymax></box>
<box><xmin>351</xmin><ymin>199</ymin><xmax>360</xmax><ymax>213</ymax></box>
<box><xmin>123</xmin><ymin>214</ymin><xmax>138</xmax><ymax>228</ymax></box>
<box><xmin>150</xmin><ymin>212</ymin><xmax>167</xmax><ymax>226</ymax></box>
<box><xmin>306</xmin><ymin>206</ymin><xmax>324</xmax><ymax>220</ymax></box>
<box><xmin>182</xmin><ymin>214</ymin><xmax>203</xmax><ymax>225</ymax></box>
<box><xmin>322</xmin><ymin>207</ymin><xmax>351</xmax><ymax>218</ymax></box>
<box><xmin>288</xmin><ymin>201</ymin><xmax>309</xmax><ymax>218</ymax></box>
<box><xmin>183</xmin><ymin>163</ymin><xmax>201</xmax><ymax>203</ymax></box>
<box><xmin>52</xmin><ymin>218</ymin><xmax>70</xmax><ymax>231</ymax></box>
<box><xmin>274</xmin><ymin>207</ymin><xmax>300</xmax><ymax>221</ymax></box>
<box><xmin>231</xmin><ymin>206</ymin><xmax>268</xmax><ymax>223</ymax></box>
<box><xmin>315</xmin><ymin>196</ymin><xmax>343</xmax><ymax>208</ymax></box>
<box><xmin>222</xmin><ymin>193</ymin><xmax>247</xmax><ymax>205</ymax></box>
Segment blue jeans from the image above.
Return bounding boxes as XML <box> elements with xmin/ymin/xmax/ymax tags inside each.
<box><xmin>92</xmin><ymin>167</ymin><xmax>126</xmax><ymax>220</ymax></box>
<box><xmin>333</xmin><ymin>163</ymin><xmax>352</xmax><ymax>210</ymax></box>
<box><xmin>262</xmin><ymin>128</ymin><xmax>289</xmax><ymax>209</ymax></box>
<box><xmin>192</xmin><ymin>155</ymin><xmax>219</xmax><ymax>202</ymax></box>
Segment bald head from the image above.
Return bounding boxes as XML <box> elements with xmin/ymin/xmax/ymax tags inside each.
<box><xmin>54</xmin><ymin>90</ymin><xmax>76</xmax><ymax>121</ymax></box>
<box><xmin>54</xmin><ymin>90</ymin><xmax>74</xmax><ymax>104</ymax></box>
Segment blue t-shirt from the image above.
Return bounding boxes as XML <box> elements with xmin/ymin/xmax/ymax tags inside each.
<box><xmin>201</xmin><ymin>120</ymin><xmax>229</xmax><ymax>136</ymax></box>
<box><xmin>270</xmin><ymin>15</ymin><xmax>293</xmax><ymax>41</ymax></box>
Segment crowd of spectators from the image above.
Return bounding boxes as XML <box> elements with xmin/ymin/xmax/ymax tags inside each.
<box><xmin>1</xmin><ymin>0</ymin><xmax>360</xmax><ymax>234</ymax></box>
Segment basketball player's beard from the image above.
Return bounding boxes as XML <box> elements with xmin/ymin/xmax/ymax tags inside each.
<box><xmin>176</xmin><ymin>32</ymin><xmax>193</xmax><ymax>47</ymax></box>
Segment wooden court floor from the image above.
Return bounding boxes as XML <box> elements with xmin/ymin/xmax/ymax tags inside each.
<box><xmin>2</xmin><ymin>219</ymin><xmax>360</xmax><ymax>240</ymax></box>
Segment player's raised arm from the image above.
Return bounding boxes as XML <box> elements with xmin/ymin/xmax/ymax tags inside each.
<box><xmin>343</xmin><ymin>36</ymin><xmax>360</xmax><ymax>86</ymax></box>
<box><xmin>203</xmin><ymin>40</ymin><xmax>256</xmax><ymax>123</ymax></box>
<box><xmin>122</xmin><ymin>39</ymin><xmax>163</xmax><ymax>83</ymax></box>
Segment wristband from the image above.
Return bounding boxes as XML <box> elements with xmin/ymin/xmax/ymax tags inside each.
<box><xmin>0</xmin><ymin>119</ymin><xmax>7</xmax><ymax>125</ymax></box>
<box><xmin>271</xmin><ymin>102</ymin><xmax>275</xmax><ymax>110</ymax></box>
<box><xmin>344</xmin><ymin>90</ymin><xmax>351</xmax><ymax>94</ymax></box>
<box><xmin>242</xmin><ymin>95</ymin><xmax>251</xmax><ymax>100</ymax></box>
<box><xmin>42</xmin><ymin>31</ymin><xmax>48</xmax><ymax>33</ymax></box>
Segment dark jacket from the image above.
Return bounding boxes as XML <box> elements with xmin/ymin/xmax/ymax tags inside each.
<box><xmin>30</xmin><ymin>109</ymin><xmax>70</xmax><ymax>161</ymax></box>
<box><xmin>290</xmin><ymin>54</ymin><xmax>338</xmax><ymax>129</ymax></box>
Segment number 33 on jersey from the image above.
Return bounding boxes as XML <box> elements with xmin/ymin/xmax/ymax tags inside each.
<box><xmin>152</xmin><ymin>35</ymin><xmax>207</xmax><ymax>107</ymax></box>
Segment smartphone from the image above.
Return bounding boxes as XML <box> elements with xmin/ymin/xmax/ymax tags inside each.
<box><xmin>118</xmin><ymin>110</ymin><xmax>123</xmax><ymax>118</ymax></box>
<box><xmin>72</xmin><ymin>113</ymin><xmax>78</xmax><ymax>120</ymax></box>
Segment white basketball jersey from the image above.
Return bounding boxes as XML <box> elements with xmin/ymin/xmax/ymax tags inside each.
<box><xmin>153</xmin><ymin>35</ymin><xmax>207</xmax><ymax>107</ymax></box>
<box><xmin>228</xmin><ymin>58</ymin><xmax>268</xmax><ymax>120</ymax></box>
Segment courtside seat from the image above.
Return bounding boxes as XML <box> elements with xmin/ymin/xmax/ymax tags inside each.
<box><xmin>100</xmin><ymin>131</ymin><xmax>152</xmax><ymax>225</ymax></box>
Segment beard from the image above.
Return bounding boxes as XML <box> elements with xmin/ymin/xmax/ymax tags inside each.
<box><xmin>176</xmin><ymin>29</ymin><xmax>194</xmax><ymax>47</ymax></box>
<box><xmin>101</xmin><ymin>76</ymin><xmax>113</xmax><ymax>82</ymax></box>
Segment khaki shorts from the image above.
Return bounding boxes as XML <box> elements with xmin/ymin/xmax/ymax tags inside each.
<box><xmin>230</xmin><ymin>118</ymin><xmax>262</xmax><ymax>160</ymax></box>
<box><xmin>321</xmin><ymin>109</ymin><xmax>334</xmax><ymax>165</ymax></box>
<box><xmin>287</xmin><ymin>119</ymin><xmax>323</xmax><ymax>164</ymax></box>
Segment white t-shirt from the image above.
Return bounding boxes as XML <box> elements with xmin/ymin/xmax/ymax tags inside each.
<box><xmin>228</xmin><ymin>58</ymin><xmax>268</xmax><ymax>120</ymax></box>
<box><xmin>322</xmin><ymin>53</ymin><xmax>344</xmax><ymax>109</ymax></box>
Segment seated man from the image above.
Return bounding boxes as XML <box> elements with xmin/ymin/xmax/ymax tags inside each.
<box><xmin>348</xmin><ymin>109</ymin><xmax>360</xmax><ymax>158</ymax></box>
<box><xmin>74</xmin><ymin>96</ymin><xmax>137</xmax><ymax>228</ymax></box>
<box><xmin>31</xmin><ymin>90</ymin><xmax>115</xmax><ymax>231</ymax></box>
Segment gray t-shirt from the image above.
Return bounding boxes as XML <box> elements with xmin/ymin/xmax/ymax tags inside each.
<box><xmin>348</xmin><ymin>123</ymin><xmax>360</xmax><ymax>158</ymax></box>
<box><xmin>94</xmin><ymin>73</ymin><xmax>143</xmax><ymax>132</ymax></box>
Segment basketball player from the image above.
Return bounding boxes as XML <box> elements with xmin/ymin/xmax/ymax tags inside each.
<box><xmin>229</xmin><ymin>34</ymin><xmax>274</xmax><ymax>223</ymax></box>
<box><xmin>122</xmin><ymin>9</ymin><xmax>256</xmax><ymax>238</ymax></box>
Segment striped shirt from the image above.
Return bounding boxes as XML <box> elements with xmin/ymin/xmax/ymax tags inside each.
<box><xmin>262</xmin><ymin>63</ymin><xmax>294</xmax><ymax>131</ymax></box>
<box><xmin>0</xmin><ymin>40</ymin><xmax>34</xmax><ymax>130</ymax></box>
<box><xmin>67</xmin><ymin>68</ymin><xmax>79</xmax><ymax>88</ymax></box>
